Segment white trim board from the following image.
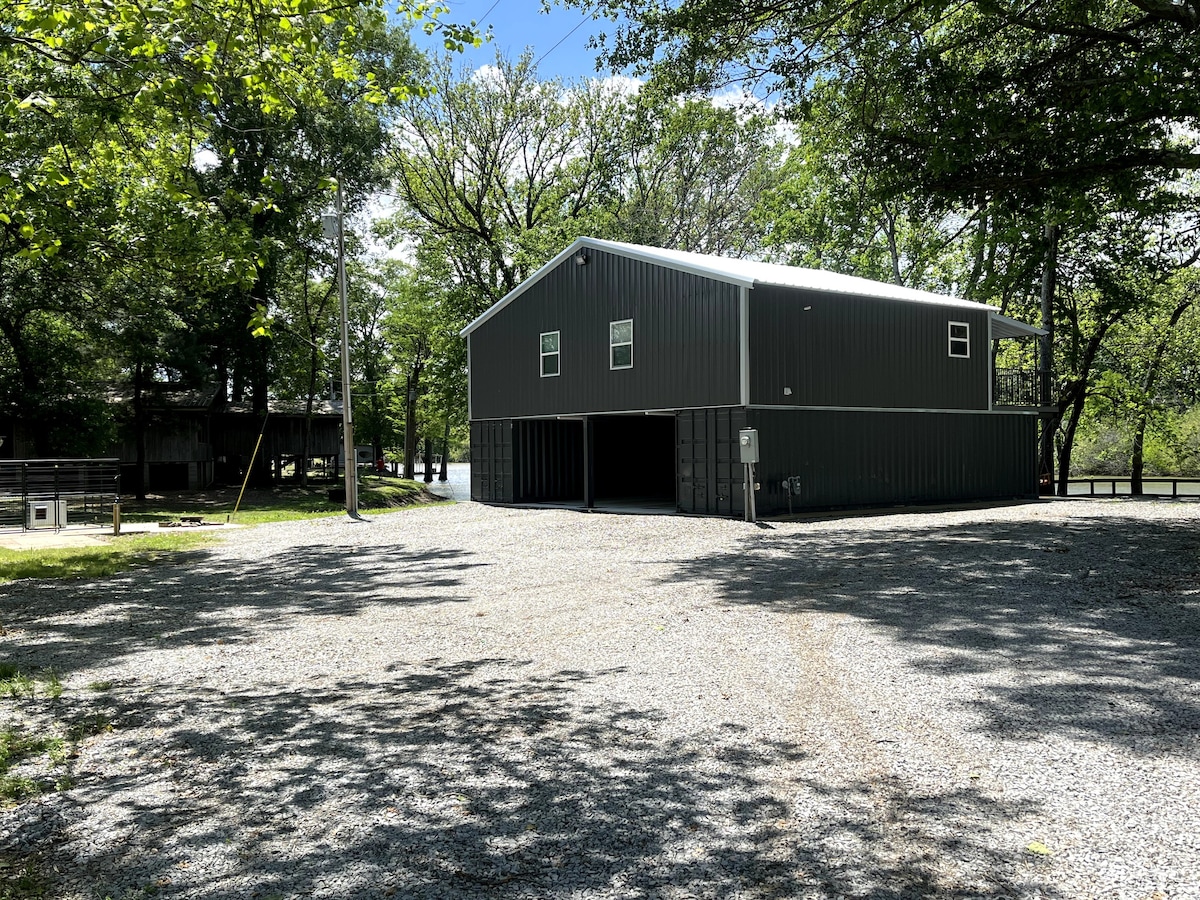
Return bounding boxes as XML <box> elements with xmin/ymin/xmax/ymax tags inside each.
<box><xmin>466</xmin><ymin>403</ymin><xmax>1041</xmax><ymax>421</ymax></box>
<box><xmin>747</xmin><ymin>404</ymin><xmax>1042</xmax><ymax>416</ymax></box>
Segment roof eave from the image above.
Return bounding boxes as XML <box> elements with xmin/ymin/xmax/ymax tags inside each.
<box><xmin>990</xmin><ymin>312</ymin><xmax>1047</xmax><ymax>338</ymax></box>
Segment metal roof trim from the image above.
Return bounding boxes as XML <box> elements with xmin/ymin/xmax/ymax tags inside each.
<box><xmin>990</xmin><ymin>312</ymin><xmax>1047</xmax><ymax>339</ymax></box>
<box><xmin>460</xmin><ymin>237</ymin><xmax>1028</xmax><ymax>337</ymax></box>
<box><xmin>584</xmin><ymin>238</ymin><xmax>1000</xmax><ymax>312</ymax></box>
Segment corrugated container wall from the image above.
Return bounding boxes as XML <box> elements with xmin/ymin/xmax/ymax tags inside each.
<box><xmin>677</xmin><ymin>408</ymin><xmax>746</xmax><ymax>516</ymax></box>
<box><xmin>749</xmin><ymin>286</ymin><xmax>991</xmax><ymax>410</ymax></box>
<box><xmin>469</xmin><ymin>249</ymin><xmax>742</xmax><ymax>420</ymax></box>
<box><xmin>470</xmin><ymin>420</ymin><xmax>514</xmax><ymax>503</ymax></box>
<box><xmin>747</xmin><ymin>409</ymin><xmax>1038</xmax><ymax>514</ymax></box>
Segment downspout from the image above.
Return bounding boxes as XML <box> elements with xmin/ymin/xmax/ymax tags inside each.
<box><xmin>739</xmin><ymin>285</ymin><xmax>750</xmax><ymax>407</ymax></box>
<box><xmin>466</xmin><ymin>333</ymin><xmax>473</xmax><ymax>422</ymax></box>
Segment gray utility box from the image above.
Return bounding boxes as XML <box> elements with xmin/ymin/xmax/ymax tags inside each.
<box><xmin>738</xmin><ymin>428</ymin><xmax>760</xmax><ymax>464</ymax></box>
<box><xmin>27</xmin><ymin>500</ymin><xmax>67</xmax><ymax>529</ymax></box>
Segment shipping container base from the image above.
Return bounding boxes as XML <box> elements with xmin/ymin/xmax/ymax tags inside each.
<box><xmin>470</xmin><ymin>407</ymin><xmax>1039</xmax><ymax>519</ymax></box>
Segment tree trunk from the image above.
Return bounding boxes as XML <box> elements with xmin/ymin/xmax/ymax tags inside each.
<box><xmin>883</xmin><ymin>205</ymin><xmax>903</xmax><ymax>286</ymax></box>
<box><xmin>1056</xmin><ymin>384</ymin><xmax>1087</xmax><ymax>494</ymax></box>
<box><xmin>423</xmin><ymin>436</ymin><xmax>434</xmax><ymax>483</ymax></box>
<box><xmin>1038</xmin><ymin>222</ymin><xmax>1059</xmax><ymax>493</ymax></box>
<box><xmin>403</xmin><ymin>367</ymin><xmax>421</xmax><ymax>480</ymax></box>
<box><xmin>1131</xmin><ymin>298</ymin><xmax>1193</xmax><ymax>494</ymax></box>
<box><xmin>301</xmin><ymin>344</ymin><xmax>320</xmax><ymax>488</ymax></box>
<box><xmin>439</xmin><ymin>416</ymin><xmax>450</xmax><ymax>482</ymax></box>
<box><xmin>1130</xmin><ymin>417</ymin><xmax>1148</xmax><ymax>495</ymax></box>
<box><xmin>1055</xmin><ymin>326</ymin><xmax>1110</xmax><ymax>496</ymax></box>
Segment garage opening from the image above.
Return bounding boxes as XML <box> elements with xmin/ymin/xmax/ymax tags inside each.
<box><xmin>592</xmin><ymin>414</ymin><xmax>676</xmax><ymax>511</ymax></box>
<box><xmin>515</xmin><ymin>419</ymin><xmax>584</xmax><ymax>504</ymax></box>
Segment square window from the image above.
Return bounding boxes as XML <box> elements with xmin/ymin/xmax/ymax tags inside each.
<box><xmin>540</xmin><ymin>330</ymin><xmax>560</xmax><ymax>377</ymax></box>
<box><xmin>610</xmin><ymin>318</ymin><xmax>633</xmax><ymax>370</ymax></box>
<box><xmin>948</xmin><ymin>321</ymin><xmax>970</xmax><ymax>358</ymax></box>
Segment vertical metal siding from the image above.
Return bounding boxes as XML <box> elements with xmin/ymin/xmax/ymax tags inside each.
<box><xmin>748</xmin><ymin>286</ymin><xmax>990</xmax><ymax>410</ymax></box>
<box><xmin>469</xmin><ymin>420</ymin><xmax>514</xmax><ymax>503</ymax></box>
<box><xmin>748</xmin><ymin>409</ymin><xmax>1038</xmax><ymax>514</ymax></box>
<box><xmin>469</xmin><ymin>249</ymin><xmax>742</xmax><ymax>419</ymax></box>
<box><xmin>676</xmin><ymin>408</ymin><xmax>746</xmax><ymax>516</ymax></box>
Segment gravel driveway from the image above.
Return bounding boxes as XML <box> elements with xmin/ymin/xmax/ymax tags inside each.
<box><xmin>2</xmin><ymin>498</ymin><xmax>1199</xmax><ymax>899</ymax></box>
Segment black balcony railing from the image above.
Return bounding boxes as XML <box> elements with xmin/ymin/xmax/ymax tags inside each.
<box><xmin>994</xmin><ymin>369</ymin><xmax>1051</xmax><ymax>407</ymax></box>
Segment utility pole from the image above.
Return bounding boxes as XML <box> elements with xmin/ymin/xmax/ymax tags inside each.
<box><xmin>324</xmin><ymin>183</ymin><xmax>358</xmax><ymax>517</ymax></box>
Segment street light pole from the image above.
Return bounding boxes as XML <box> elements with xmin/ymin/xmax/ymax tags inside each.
<box><xmin>331</xmin><ymin>183</ymin><xmax>358</xmax><ymax>517</ymax></box>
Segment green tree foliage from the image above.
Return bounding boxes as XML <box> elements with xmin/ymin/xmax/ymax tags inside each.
<box><xmin>1</xmin><ymin>0</ymin><xmax>479</xmax><ymax>460</ymax></box>
<box><xmin>575</xmin><ymin>0</ymin><xmax>1200</xmax><ymax>206</ymax></box>
<box><xmin>388</xmin><ymin>52</ymin><xmax>784</xmax><ymax>318</ymax></box>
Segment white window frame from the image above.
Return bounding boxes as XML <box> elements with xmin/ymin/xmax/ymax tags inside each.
<box><xmin>610</xmin><ymin>318</ymin><xmax>633</xmax><ymax>370</ymax></box>
<box><xmin>540</xmin><ymin>330</ymin><xmax>560</xmax><ymax>378</ymax></box>
<box><xmin>948</xmin><ymin>321</ymin><xmax>970</xmax><ymax>358</ymax></box>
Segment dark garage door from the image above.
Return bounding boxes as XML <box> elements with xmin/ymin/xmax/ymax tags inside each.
<box><xmin>592</xmin><ymin>415</ymin><xmax>676</xmax><ymax>507</ymax></box>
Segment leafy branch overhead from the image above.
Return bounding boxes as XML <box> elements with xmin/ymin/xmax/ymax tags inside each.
<box><xmin>570</xmin><ymin>0</ymin><xmax>1200</xmax><ymax>205</ymax></box>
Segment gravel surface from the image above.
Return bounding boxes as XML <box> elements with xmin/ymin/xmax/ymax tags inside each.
<box><xmin>2</xmin><ymin>498</ymin><xmax>1199</xmax><ymax>899</ymax></box>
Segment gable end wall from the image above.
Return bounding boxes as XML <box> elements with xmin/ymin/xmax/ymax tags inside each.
<box><xmin>469</xmin><ymin>249</ymin><xmax>742</xmax><ymax>420</ymax></box>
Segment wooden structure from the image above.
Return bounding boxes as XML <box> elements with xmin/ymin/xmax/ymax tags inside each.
<box><xmin>108</xmin><ymin>387</ymin><xmax>342</xmax><ymax>490</ymax></box>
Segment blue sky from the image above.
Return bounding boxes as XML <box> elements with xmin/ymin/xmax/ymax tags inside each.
<box><xmin>408</xmin><ymin>1</ymin><xmax>623</xmax><ymax>82</ymax></box>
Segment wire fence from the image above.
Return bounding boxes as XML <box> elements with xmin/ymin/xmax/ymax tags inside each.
<box><xmin>0</xmin><ymin>459</ymin><xmax>121</xmax><ymax>532</ymax></box>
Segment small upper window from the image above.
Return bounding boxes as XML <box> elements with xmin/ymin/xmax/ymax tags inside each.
<box><xmin>610</xmin><ymin>319</ymin><xmax>633</xmax><ymax>369</ymax></box>
<box><xmin>540</xmin><ymin>330</ymin><xmax>560</xmax><ymax>377</ymax></box>
<box><xmin>948</xmin><ymin>321</ymin><xmax>970</xmax><ymax>358</ymax></box>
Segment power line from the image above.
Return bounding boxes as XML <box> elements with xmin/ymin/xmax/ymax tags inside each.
<box><xmin>532</xmin><ymin>5</ymin><xmax>596</xmax><ymax>70</ymax></box>
<box><xmin>476</xmin><ymin>0</ymin><xmax>502</xmax><ymax>24</ymax></box>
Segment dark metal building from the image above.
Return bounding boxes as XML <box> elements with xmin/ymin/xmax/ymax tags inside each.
<box><xmin>463</xmin><ymin>238</ymin><xmax>1044</xmax><ymax>516</ymax></box>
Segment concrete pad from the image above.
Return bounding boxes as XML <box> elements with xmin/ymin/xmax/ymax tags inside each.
<box><xmin>0</xmin><ymin>521</ymin><xmax>237</xmax><ymax>551</ymax></box>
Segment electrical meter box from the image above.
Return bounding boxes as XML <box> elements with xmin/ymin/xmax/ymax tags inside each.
<box><xmin>738</xmin><ymin>428</ymin><xmax>760</xmax><ymax>464</ymax></box>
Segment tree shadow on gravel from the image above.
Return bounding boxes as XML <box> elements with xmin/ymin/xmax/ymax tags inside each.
<box><xmin>3</xmin><ymin>659</ymin><xmax>1058</xmax><ymax>900</ymax></box>
<box><xmin>671</xmin><ymin>512</ymin><xmax>1200</xmax><ymax>753</ymax></box>
<box><xmin>1</xmin><ymin>544</ymin><xmax>483</xmax><ymax>677</ymax></box>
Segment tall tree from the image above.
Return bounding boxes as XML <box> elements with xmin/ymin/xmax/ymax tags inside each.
<box><xmin>573</xmin><ymin>0</ymin><xmax>1200</xmax><ymax>203</ymax></box>
<box><xmin>1</xmin><ymin>0</ymin><xmax>479</xmax><ymax>458</ymax></box>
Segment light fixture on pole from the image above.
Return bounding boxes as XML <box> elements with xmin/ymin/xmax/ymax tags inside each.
<box><xmin>321</xmin><ymin>183</ymin><xmax>358</xmax><ymax>518</ymax></box>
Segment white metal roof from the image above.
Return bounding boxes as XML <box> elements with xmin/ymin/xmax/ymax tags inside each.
<box><xmin>461</xmin><ymin>237</ymin><xmax>1045</xmax><ymax>337</ymax></box>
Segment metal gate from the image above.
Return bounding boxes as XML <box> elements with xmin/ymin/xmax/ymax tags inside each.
<box><xmin>469</xmin><ymin>420</ymin><xmax>514</xmax><ymax>503</ymax></box>
<box><xmin>677</xmin><ymin>409</ymin><xmax>745</xmax><ymax>517</ymax></box>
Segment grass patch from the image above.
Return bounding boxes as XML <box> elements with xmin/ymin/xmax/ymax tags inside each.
<box><xmin>0</xmin><ymin>532</ymin><xmax>215</xmax><ymax>585</ymax></box>
<box><xmin>0</xmin><ymin>726</ymin><xmax>66</xmax><ymax>805</ymax></box>
<box><xmin>120</xmin><ymin>478</ymin><xmax>439</xmax><ymax>526</ymax></box>
<box><xmin>0</xmin><ymin>479</ymin><xmax>443</xmax><ymax>586</ymax></box>
<box><xmin>1</xmin><ymin>673</ymin><xmax>113</xmax><ymax>807</ymax></box>
<box><xmin>0</xmin><ymin>665</ymin><xmax>60</xmax><ymax>701</ymax></box>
